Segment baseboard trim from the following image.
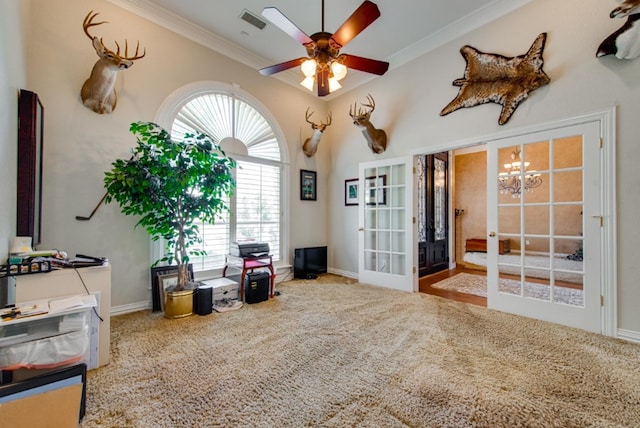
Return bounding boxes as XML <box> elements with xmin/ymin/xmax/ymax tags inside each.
<box><xmin>616</xmin><ymin>328</ymin><xmax>640</xmax><ymax>344</ymax></box>
<box><xmin>111</xmin><ymin>301</ymin><xmax>150</xmax><ymax>316</ymax></box>
<box><xmin>328</xmin><ymin>267</ymin><xmax>357</xmax><ymax>280</ymax></box>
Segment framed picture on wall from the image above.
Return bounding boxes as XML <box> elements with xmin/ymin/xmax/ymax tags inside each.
<box><xmin>345</xmin><ymin>178</ymin><xmax>358</xmax><ymax>206</ymax></box>
<box><xmin>300</xmin><ymin>169</ymin><xmax>317</xmax><ymax>201</ymax></box>
<box><xmin>365</xmin><ymin>175</ymin><xmax>387</xmax><ymax>206</ymax></box>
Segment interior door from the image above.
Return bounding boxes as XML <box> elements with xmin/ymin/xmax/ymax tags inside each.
<box><xmin>417</xmin><ymin>153</ymin><xmax>449</xmax><ymax>276</ymax></box>
<box><xmin>358</xmin><ymin>157</ymin><xmax>416</xmax><ymax>292</ymax></box>
<box><xmin>486</xmin><ymin>122</ymin><xmax>602</xmax><ymax>333</ymax></box>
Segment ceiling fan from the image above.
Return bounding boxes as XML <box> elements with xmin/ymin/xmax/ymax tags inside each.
<box><xmin>259</xmin><ymin>0</ymin><xmax>389</xmax><ymax>96</ymax></box>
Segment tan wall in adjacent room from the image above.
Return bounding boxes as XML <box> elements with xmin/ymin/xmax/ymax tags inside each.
<box><xmin>455</xmin><ymin>136</ymin><xmax>583</xmax><ymax>260</ymax></box>
<box><xmin>454</xmin><ymin>150</ymin><xmax>486</xmax><ymax>262</ymax></box>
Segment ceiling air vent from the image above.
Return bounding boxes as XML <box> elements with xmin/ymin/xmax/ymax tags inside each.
<box><xmin>240</xmin><ymin>9</ymin><xmax>267</xmax><ymax>30</ymax></box>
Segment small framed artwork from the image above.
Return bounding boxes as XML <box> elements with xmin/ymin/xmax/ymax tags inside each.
<box><xmin>300</xmin><ymin>169</ymin><xmax>317</xmax><ymax>201</ymax></box>
<box><xmin>365</xmin><ymin>175</ymin><xmax>387</xmax><ymax>206</ymax></box>
<box><xmin>345</xmin><ymin>178</ymin><xmax>358</xmax><ymax>206</ymax></box>
<box><xmin>150</xmin><ymin>264</ymin><xmax>193</xmax><ymax>312</ymax></box>
<box><xmin>157</xmin><ymin>272</ymin><xmax>179</xmax><ymax>312</ymax></box>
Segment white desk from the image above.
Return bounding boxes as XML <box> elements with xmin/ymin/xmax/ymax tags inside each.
<box><xmin>14</xmin><ymin>264</ymin><xmax>111</xmax><ymax>368</ymax></box>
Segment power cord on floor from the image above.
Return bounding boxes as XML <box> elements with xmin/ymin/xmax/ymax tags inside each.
<box><xmin>73</xmin><ymin>267</ymin><xmax>104</xmax><ymax>323</ymax></box>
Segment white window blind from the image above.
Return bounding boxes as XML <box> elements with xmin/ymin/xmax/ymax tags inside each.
<box><xmin>170</xmin><ymin>91</ymin><xmax>283</xmax><ymax>273</ymax></box>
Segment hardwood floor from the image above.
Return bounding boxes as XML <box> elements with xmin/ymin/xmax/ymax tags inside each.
<box><xmin>419</xmin><ymin>266</ymin><xmax>487</xmax><ymax>307</ymax></box>
<box><xmin>420</xmin><ymin>266</ymin><xmax>583</xmax><ymax>308</ymax></box>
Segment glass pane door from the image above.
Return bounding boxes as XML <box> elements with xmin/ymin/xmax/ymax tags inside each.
<box><xmin>359</xmin><ymin>157</ymin><xmax>415</xmax><ymax>292</ymax></box>
<box><xmin>487</xmin><ymin>122</ymin><xmax>601</xmax><ymax>333</ymax></box>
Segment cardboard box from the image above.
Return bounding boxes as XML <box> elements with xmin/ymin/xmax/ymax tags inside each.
<box><xmin>0</xmin><ymin>383</ymin><xmax>82</xmax><ymax>427</ymax></box>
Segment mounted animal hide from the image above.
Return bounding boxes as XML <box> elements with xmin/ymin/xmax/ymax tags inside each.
<box><xmin>440</xmin><ymin>33</ymin><xmax>550</xmax><ymax>126</ymax></box>
<box><xmin>597</xmin><ymin>0</ymin><xmax>640</xmax><ymax>59</ymax></box>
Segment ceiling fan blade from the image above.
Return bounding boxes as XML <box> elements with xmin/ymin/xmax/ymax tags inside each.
<box><xmin>317</xmin><ymin>68</ymin><xmax>330</xmax><ymax>97</ymax></box>
<box><xmin>342</xmin><ymin>54</ymin><xmax>389</xmax><ymax>75</ymax></box>
<box><xmin>262</xmin><ymin>7</ymin><xmax>313</xmax><ymax>45</ymax></box>
<box><xmin>259</xmin><ymin>57</ymin><xmax>307</xmax><ymax>76</ymax></box>
<box><xmin>330</xmin><ymin>1</ymin><xmax>381</xmax><ymax>48</ymax></box>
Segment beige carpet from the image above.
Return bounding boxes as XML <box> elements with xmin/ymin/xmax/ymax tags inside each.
<box><xmin>431</xmin><ymin>272</ymin><xmax>584</xmax><ymax>305</ymax></box>
<box><xmin>80</xmin><ymin>274</ymin><xmax>640</xmax><ymax>427</ymax></box>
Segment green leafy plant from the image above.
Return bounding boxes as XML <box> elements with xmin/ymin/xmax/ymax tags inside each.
<box><xmin>104</xmin><ymin>121</ymin><xmax>236</xmax><ymax>290</ymax></box>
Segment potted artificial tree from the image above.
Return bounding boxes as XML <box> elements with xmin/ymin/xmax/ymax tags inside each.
<box><xmin>104</xmin><ymin>121</ymin><xmax>236</xmax><ymax>318</ymax></box>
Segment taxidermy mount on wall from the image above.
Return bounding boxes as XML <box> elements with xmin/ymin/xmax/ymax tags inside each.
<box><xmin>440</xmin><ymin>33</ymin><xmax>550</xmax><ymax>126</ymax></box>
<box><xmin>80</xmin><ymin>11</ymin><xmax>146</xmax><ymax>114</ymax></box>
<box><xmin>597</xmin><ymin>0</ymin><xmax>640</xmax><ymax>59</ymax></box>
<box><xmin>303</xmin><ymin>108</ymin><xmax>332</xmax><ymax>157</ymax></box>
<box><xmin>349</xmin><ymin>94</ymin><xmax>387</xmax><ymax>154</ymax></box>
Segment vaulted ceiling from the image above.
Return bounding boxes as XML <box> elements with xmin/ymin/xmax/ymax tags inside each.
<box><xmin>107</xmin><ymin>0</ymin><xmax>533</xmax><ymax>97</ymax></box>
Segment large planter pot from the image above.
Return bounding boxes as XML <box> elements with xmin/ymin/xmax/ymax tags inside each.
<box><xmin>163</xmin><ymin>285</ymin><xmax>196</xmax><ymax>319</ymax></box>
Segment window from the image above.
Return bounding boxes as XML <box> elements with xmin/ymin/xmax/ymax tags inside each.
<box><xmin>155</xmin><ymin>83</ymin><xmax>287</xmax><ymax>276</ymax></box>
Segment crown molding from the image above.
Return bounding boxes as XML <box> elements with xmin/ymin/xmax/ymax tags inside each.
<box><xmin>388</xmin><ymin>0</ymin><xmax>534</xmax><ymax>69</ymax></box>
<box><xmin>106</xmin><ymin>0</ymin><xmax>533</xmax><ymax>100</ymax></box>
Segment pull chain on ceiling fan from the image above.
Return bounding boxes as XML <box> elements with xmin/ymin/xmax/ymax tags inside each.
<box><xmin>259</xmin><ymin>0</ymin><xmax>389</xmax><ymax>96</ymax></box>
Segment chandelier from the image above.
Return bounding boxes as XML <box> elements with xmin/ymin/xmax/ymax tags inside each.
<box><xmin>498</xmin><ymin>148</ymin><xmax>543</xmax><ymax>197</ymax></box>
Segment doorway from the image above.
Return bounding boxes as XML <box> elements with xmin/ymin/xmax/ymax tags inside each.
<box><xmin>417</xmin><ymin>152</ymin><xmax>449</xmax><ymax>277</ymax></box>
<box><xmin>418</xmin><ymin>110</ymin><xmax>615</xmax><ymax>335</ymax></box>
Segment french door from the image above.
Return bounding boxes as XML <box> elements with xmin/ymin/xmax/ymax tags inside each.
<box><xmin>487</xmin><ymin>121</ymin><xmax>602</xmax><ymax>332</ymax></box>
<box><xmin>358</xmin><ymin>157</ymin><xmax>416</xmax><ymax>292</ymax></box>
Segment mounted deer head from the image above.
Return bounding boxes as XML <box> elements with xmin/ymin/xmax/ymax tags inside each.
<box><xmin>302</xmin><ymin>108</ymin><xmax>332</xmax><ymax>157</ymax></box>
<box><xmin>349</xmin><ymin>94</ymin><xmax>387</xmax><ymax>154</ymax></box>
<box><xmin>80</xmin><ymin>11</ymin><xmax>146</xmax><ymax>114</ymax></box>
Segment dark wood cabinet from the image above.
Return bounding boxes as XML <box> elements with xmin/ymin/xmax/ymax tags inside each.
<box><xmin>16</xmin><ymin>89</ymin><xmax>44</xmax><ymax>246</ymax></box>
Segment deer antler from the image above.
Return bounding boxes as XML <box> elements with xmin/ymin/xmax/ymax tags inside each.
<box><xmin>325</xmin><ymin>112</ymin><xmax>332</xmax><ymax>126</ymax></box>
<box><xmin>83</xmin><ymin>11</ymin><xmax>146</xmax><ymax>61</ymax></box>
<box><xmin>306</xmin><ymin>108</ymin><xmax>332</xmax><ymax>128</ymax></box>
<box><xmin>305</xmin><ymin>107</ymin><xmax>315</xmax><ymax>124</ymax></box>
<box><xmin>362</xmin><ymin>94</ymin><xmax>376</xmax><ymax>113</ymax></box>
<box><xmin>349</xmin><ymin>103</ymin><xmax>360</xmax><ymax>119</ymax></box>
<box><xmin>114</xmin><ymin>40</ymin><xmax>146</xmax><ymax>61</ymax></box>
<box><xmin>83</xmin><ymin>10</ymin><xmax>108</xmax><ymax>40</ymax></box>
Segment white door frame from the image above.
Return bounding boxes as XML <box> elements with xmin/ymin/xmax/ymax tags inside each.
<box><xmin>410</xmin><ymin>108</ymin><xmax>616</xmax><ymax>336</ymax></box>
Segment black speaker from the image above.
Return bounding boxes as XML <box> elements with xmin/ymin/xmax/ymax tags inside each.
<box><xmin>293</xmin><ymin>248</ymin><xmax>305</xmax><ymax>279</ymax></box>
<box><xmin>245</xmin><ymin>272</ymin><xmax>270</xmax><ymax>304</ymax></box>
<box><xmin>196</xmin><ymin>284</ymin><xmax>213</xmax><ymax>315</ymax></box>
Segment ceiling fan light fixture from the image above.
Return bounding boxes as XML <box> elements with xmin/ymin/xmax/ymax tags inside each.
<box><xmin>330</xmin><ymin>61</ymin><xmax>347</xmax><ymax>80</ymax></box>
<box><xmin>300</xmin><ymin>76</ymin><xmax>315</xmax><ymax>91</ymax></box>
<box><xmin>261</xmin><ymin>1</ymin><xmax>386</xmax><ymax>97</ymax></box>
<box><xmin>328</xmin><ymin>76</ymin><xmax>342</xmax><ymax>93</ymax></box>
<box><xmin>301</xmin><ymin>59</ymin><xmax>318</xmax><ymax>77</ymax></box>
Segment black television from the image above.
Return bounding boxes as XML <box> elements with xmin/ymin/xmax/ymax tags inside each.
<box><xmin>294</xmin><ymin>246</ymin><xmax>327</xmax><ymax>279</ymax></box>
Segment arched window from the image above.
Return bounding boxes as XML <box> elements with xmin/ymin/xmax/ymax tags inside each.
<box><xmin>155</xmin><ymin>82</ymin><xmax>288</xmax><ymax>276</ymax></box>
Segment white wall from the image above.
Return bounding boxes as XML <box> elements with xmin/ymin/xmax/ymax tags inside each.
<box><xmin>26</xmin><ymin>0</ymin><xmax>330</xmax><ymax>308</ymax></box>
<box><xmin>0</xmin><ymin>0</ymin><xmax>29</xmax><ymax>262</ymax></box>
<box><xmin>9</xmin><ymin>0</ymin><xmax>640</xmax><ymax>334</ymax></box>
<box><xmin>326</xmin><ymin>0</ymin><xmax>640</xmax><ymax>333</ymax></box>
